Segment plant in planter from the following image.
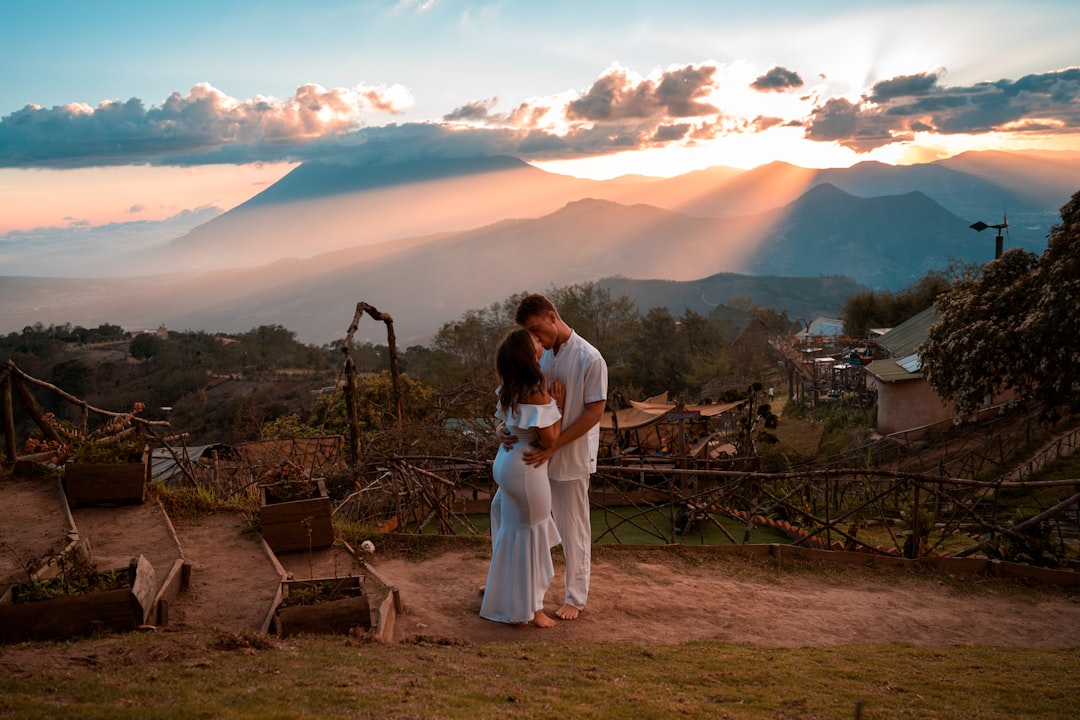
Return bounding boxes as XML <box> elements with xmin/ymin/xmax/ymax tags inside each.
<box><xmin>0</xmin><ymin>552</ymin><xmax>156</xmax><ymax>643</ymax></box>
<box><xmin>274</xmin><ymin>575</ymin><xmax>370</xmax><ymax>636</ymax></box>
<box><xmin>259</xmin><ymin>461</ymin><xmax>334</xmax><ymax>554</ymax></box>
<box><xmin>38</xmin><ymin>403</ymin><xmax>151</xmax><ymax>508</ymax></box>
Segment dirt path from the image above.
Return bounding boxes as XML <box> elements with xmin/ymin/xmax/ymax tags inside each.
<box><xmin>167</xmin><ymin>512</ymin><xmax>282</xmax><ymax>632</ymax></box>
<box><xmin>0</xmin><ymin>477</ymin><xmax>71</xmax><ymax>593</ymax></box>
<box><xmin>70</xmin><ymin>501</ymin><xmax>182</xmax><ymax>590</ymax></box>
<box><xmin>4</xmin><ymin>477</ymin><xmax>1079</xmax><ymax>654</ymax></box>
<box><xmin>375</xmin><ymin>548</ymin><xmax>1080</xmax><ymax>647</ymax></box>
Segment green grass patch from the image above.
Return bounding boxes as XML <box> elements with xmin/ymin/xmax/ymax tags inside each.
<box><xmin>398</xmin><ymin>507</ymin><xmax>790</xmax><ymax>547</ymax></box>
<box><xmin>0</xmin><ymin>630</ymin><xmax>1076</xmax><ymax>719</ymax></box>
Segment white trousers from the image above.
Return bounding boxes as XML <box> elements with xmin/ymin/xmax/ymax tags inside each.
<box><xmin>549</xmin><ymin>475</ymin><xmax>591</xmax><ymax>609</ymax></box>
<box><xmin>491</xmin><ymin>474</ymin><xmax>592</xmax><ymax>609</ymax></box>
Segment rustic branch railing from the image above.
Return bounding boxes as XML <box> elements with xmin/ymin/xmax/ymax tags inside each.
<box><xmin>333</xmin><ymin>453</ymin><xmax>1079</xmax><ymax>566</ymax></box>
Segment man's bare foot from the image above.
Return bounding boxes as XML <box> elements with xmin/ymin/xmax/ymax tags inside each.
<box><xmin>555</xmin><ymin>604</ymin><xmax>581</xmax><ymax>620</ymax></box>
<box><xmin>478</xmin><ymin>585</ymin><xmax>486</xmax><ymax>596</ymax></box>
<box><xmin>531</xmin><ymin>610</ymin><xmax>557</xmax><ymax>628</ymax></box>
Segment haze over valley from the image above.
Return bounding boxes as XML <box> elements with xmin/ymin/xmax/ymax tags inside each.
<box><xmin>1</xmin><ymin>149</ymin><xmax>1076</xmax><ymax>345</ymax></box>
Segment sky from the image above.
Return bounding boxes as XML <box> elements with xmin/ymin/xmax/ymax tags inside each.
<box><xmin>1</xmin><ymin>0</ymin><xmax>1079</xmax><ymax>250</ymax></box>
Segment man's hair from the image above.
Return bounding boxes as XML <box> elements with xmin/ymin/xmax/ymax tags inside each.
<box><xmin>515</xmin><ymin>293</ymin><xmax>557</xmax><ymax>325</ymax></box>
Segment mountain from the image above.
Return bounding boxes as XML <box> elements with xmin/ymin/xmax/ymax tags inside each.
<box><xmin>743</xmin><ymin>183</ymin><xmax>977</xmax><ymax>287</ymax></box>
<box><xmin>656</xmin><ymin>152</ymin><xmax>1078</xmax><ymax>252</ymax></box>
<box><xmin>148</xmin><ymin>149</ymin><xmax>1072</xmax><ymax>274</ymax></box>
<box><xmin>8</xmin><ymin>185</ymin><xmax>970</xmax><ymax>344</ymax></box>
<box><xmin>597</xmin><ymin>273</ymin><xmax>865</xmax><ymax>323</ymax></box>
<box><xmin>3</xmin><ymin>150</ymin><xmax>1074</xmax><ymax>344</ymax></box>
<box><xmin>154</xmin><ymin>155</ymin><xmax>617</xmax><ymax>270</ymax></box>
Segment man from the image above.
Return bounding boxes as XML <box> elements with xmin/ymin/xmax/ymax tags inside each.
<box><xmin>502</xmin><ymin>293</ymin><xmax>607</xmax><ymax>620</ymax></box>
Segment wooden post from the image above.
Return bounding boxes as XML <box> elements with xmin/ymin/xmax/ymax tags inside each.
<box><xmin>1</xmin><ymin>374</ymin><xmax>17</xmax><ymax>461</ymax></box>
<box><xmin>341</xmin><ymin>301</ymin><xmax>405</xmax><ymax>527</ymax></box>
<box><xmin>342</xmin><ymin>301</ymin><xmax>404</xmax><ymax>442</ymax></box>
<box><xmin>344</xmin><ymin>355</ymin><xmax>360</xmax><ymax>471</ymax></box>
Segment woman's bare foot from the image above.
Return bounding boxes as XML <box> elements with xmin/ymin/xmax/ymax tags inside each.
<box><xmin>555</xmin><ymin>604</ymin><xmax>581</xmax><ymax>620</ymax></box>
<box><xmin>531</xmin><ymin>610</ymin><xmax>557</xmax><ymax>628</ymax></box>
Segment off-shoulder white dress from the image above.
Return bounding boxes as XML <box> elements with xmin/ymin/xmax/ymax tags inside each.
<box><xmin>480</xmin><ymin>400</ymin><xmax>562</xmax><ymax>624</ymax></box>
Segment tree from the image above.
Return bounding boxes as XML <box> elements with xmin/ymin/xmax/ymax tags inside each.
<box><xmin>129</xmin><ymin>333</ymin><xmax>161</xmax><ymax>360</ymax></box>
<box><xmin>548</xmin><ymin>282</ymin><xmax>639</xmax><ymax>365</ymax></box>
<box><xmin>922</xmin><ymin>189</ymin><xmax>1080</xmax><ymax>418</ymax></box>
<box><xmin>843</xmin><ymin>271</ymin><xmax>951</xmax><ymax>339</ymax></box>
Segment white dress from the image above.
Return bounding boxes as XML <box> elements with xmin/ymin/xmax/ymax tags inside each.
<box><xmin>480</xmin><ymin>400</ymin><xmax>562</xmax><ymax>624</ymax></box>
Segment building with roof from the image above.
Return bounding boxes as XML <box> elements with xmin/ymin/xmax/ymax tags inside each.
<box><xmin>863</xmin><ymin>307</ymin><xmax>953</xmax><ymax>435</ymax></box>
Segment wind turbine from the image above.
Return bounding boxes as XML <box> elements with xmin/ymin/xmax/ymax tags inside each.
<box><xmin>970</xmin><ymin>207</ymin><xmax>1009</xmax><ymax>259</ymax></box>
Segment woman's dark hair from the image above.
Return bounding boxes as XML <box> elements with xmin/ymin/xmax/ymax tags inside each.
<box><xmin>496</xmin><ymin>328</ymin><xmax>543</xmax><ymax>412</ymax></box>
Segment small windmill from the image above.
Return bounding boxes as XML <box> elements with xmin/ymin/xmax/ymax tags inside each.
<box><xmin>969</xmin><ymin>207</ymin><xmax>1009</xmax><ymax>259</ymax></box>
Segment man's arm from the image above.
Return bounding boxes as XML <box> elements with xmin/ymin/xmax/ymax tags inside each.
<box><xmin>522</xmin><ymin>399</ymin><xmax>605</xmax><ymax>467</ymax></box>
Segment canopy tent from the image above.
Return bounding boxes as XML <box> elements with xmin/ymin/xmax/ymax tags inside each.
<box><xmin>601</xmin><ymin>393</ymin><xmax>745</xmax><ymax>431</ymax></box>
<box><xmin>600</xmin><ymin>392</ymin><xmax>745</xmax><ymax>459</ymax></box>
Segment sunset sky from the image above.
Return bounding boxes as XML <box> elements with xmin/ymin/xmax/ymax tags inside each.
<box><xmin>2</xmin><ymin>0</ymin><xmax>1079</xmax><ymax>244</ymax></box>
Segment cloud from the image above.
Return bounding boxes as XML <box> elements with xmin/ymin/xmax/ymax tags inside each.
<box><xmin>566</xmin><ymin>63</ymin><xmax>719</xmax><ymax>121</ymax></box>
<box><xmin>443</xmin><ymin>98</ymin><xmax>499</xmax><ymax>122</ymax></box>
<box><xmin>4</xmin><ymin>62</ymin><xmax>1080</xmax><ymax>168</ymax></box>
<box><xmin>869</xmin><ymin>71</ymin><xmax>941</xmax><ymax>101</ymax></box>
<box><xmin>0</xmin><ymin>82</ymin><xmax>412</xmax><ymax>168</ymax></box>
<box><xmin>750</xmin><ymin>66</ymin><xmax>804</xmax><ymax>93</ymax></box>
<box><xmin>803</xmin><ymin>67</ymin><xmax>1080</xmax><ymax>152</ymax></box>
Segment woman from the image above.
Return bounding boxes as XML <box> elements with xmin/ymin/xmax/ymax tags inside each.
<box><xmin>480</xmin><ymin>328</ymin><xmax>564</xmax><ymax>627</ymax></box>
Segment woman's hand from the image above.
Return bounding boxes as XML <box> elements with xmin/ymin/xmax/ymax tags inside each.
<box><xmin>497</xmin><ymin>423</ymin><xmax>518</xmax><ymax>450</ymax></box>
<box><xmin>549</xmin><ymin>379</ymin><xmax>566</xmax><ymax>411</ymax></box>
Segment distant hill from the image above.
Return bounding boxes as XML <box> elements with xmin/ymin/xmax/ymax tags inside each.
<box><xmin>742</xmin><ymin>183</ymin><xmax>977</xmax><ymax>287</ymax></box>
<box><xmin>597</xmin><ymin>273</ymin><xmax>866</xmax><ymax>324</ymax></box>
<box><xmin>3</xmin><ymin>149</ymin><xmax>1074</xmax><ymax>344</ymax></box>
<box><xmin>155</xmin><ymin>155</ymin><xmax>602</xmax><ymax>269</ymax></box>
<box><xmin>125</xmin><ymin>186</ymin><xmax>972</xmax><ymax>343</ymax></box>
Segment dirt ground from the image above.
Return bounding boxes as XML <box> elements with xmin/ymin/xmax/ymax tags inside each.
<box><xmin>378</xmin><ymin>547</ymin><xmax>1080</xmax><ymax>647</ymax></box>
<box><xmin>2</xmin><ymin>475</ymin><xmax>1080</xmax><ymax>679</ymax></box>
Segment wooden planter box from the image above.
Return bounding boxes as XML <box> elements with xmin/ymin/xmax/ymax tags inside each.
<box><xmin>63</xmin><ymin>461</ymin><xmax>147</xmax><ymax>508</ymax></box>
<box><xmin>0</xmin><ymin>555</ymin><xmax>155</xmax><ymax>643</ymax></box>
<box><xmin>260</xmin><ymin>478</ymin><xmax>334</xmax><ymax>553</ymax></box>
<box><xmin>274</xmin><ymin>575</ymin><xmax>370</xmax><ymax>637</ymax></box>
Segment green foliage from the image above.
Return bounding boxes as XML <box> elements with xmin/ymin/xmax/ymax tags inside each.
<box><xmin>842</xmin><ymin>270</ymin><xmax>951</xmax><ymax>339</ymax></box>
<box><xmin>923</xmin><ymin>191</ymin><xmax>1080</xmax><ymax>419</ymax></box>
<box><xmin>49</xmin><ymin>358</ymin><xmax>93</xmax><ymax>397</ymax></box>
<box><xmin>979</xmin><ymin>510</ymin><xmax>1061</xmax><ymax>568</ymax></box>
<box><xmin>70</xmin><ymin>437</ymin><xmax>146</xmax><ymax>464</ymax></box>
<box><xmin>261</xmin><ymin>413</ymin><xmax>314</xmax><ymax>440</ymax></box>
<box><xmin>260</xmin><ymin>462</ymin><xmax>321</xmax><ymax>503</ymax></box>
<box><xmin>549</xmin><ymin>282</ymin><xmax>639</xmax><ymax>365</ymax></box>
<box><xmin>129</xmin><ymin>333</ymin><xmax>161</xmax><ymax>359</ymax></box>
<box><xmin>432</xmin><ymin>300</ymin><xmax>517</xmax><ymax>368</ymax></box>
<box><xmin>12</xmin><ymin>555</ymin><xmax>130</xmax><ymax>604</ymax></box>
<box><xmin>279</xmin><ymin>578</ymin><xmax>363</xmax><ymax>608</ymax></box>
<box><xmin>309</xmin><ymin>371</ymin><xmax>437</xmax><ymax>439</ymax></box>
<box><xmin>153</xmin><ymin>484</ymin><xmax>248</xmax><ymax>519</ymax></box>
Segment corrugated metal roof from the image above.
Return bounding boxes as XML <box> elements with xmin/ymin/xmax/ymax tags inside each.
<box><xmin>865</xmin><ymin>357</ymin><xmax>922</xmax><ymax>383</ymax></box>
<box><xmin>876</xmin><ymin>306</ymin><xmax>939</xmax><ymax>358</ymax></box>
<box><xmin>795</xmin><ymin>316</ymin><xmax>845</xmax><ymax>339</ymax></box>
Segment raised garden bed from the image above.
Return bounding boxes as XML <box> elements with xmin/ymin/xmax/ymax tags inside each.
<box><xmin>260</xmin><ymin>478</ymin><xmax>334</xmax><ymax>553</ymax></box>
<box><xmin>63</xmin><ymin>461</ymin><xmax>147</xmax><ymax>508</ymax></box>
<box><xmin>274</xmin><ymin>575</ymin><xmax>369</xmax><ymax>636</ymax></box>
<box><xmin>0</xmin><ymin>554</ymin><xmax>156</xmax><ymax>643</ymax></box>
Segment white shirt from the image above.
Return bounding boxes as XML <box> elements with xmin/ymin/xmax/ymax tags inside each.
<box><xmin>540</xmin><ymin>330</ymin><xmax>607</xmax><ymax>480</ymax></box>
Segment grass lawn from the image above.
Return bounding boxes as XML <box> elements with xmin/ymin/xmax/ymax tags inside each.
<box><xmin>421</xmin><ymin>508</ymin><xmax>790</xmax><ymax>546</ymax></box>
<box><xmin>0</xmin><ymin>630</ymin><xmax>1075</xmax><ymax>719</ymax></box>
